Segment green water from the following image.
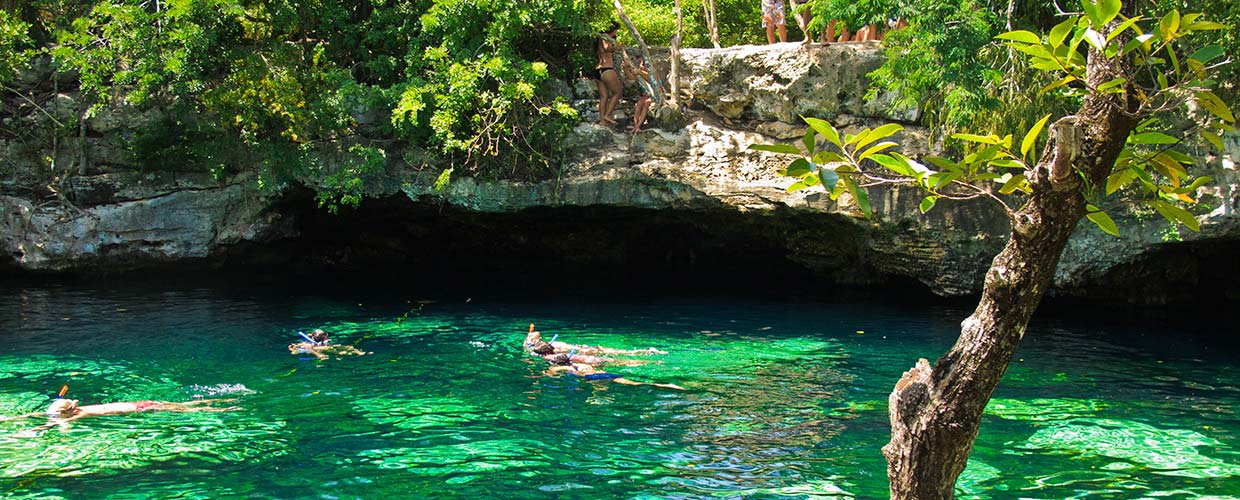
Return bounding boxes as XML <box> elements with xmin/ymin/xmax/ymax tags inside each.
<box><xmin>1</xmin><ymin>282</ymin><xmax>1238</xmax><ymax>499</ymax></box>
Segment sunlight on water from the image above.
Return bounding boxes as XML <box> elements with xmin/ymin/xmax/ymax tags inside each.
<box><xmin>0</xmin><ymin>283</ymin><xmax>1237</xmax><ymax>498</ymax></box>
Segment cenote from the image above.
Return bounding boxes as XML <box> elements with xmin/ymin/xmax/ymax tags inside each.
<box><xmin>1</xmin><ymin>273</ymin><xmax>1238</xmax><ymax>500</ymax></box>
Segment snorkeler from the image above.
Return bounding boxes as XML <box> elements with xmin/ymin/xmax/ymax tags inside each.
<box><xmin>10</xmin><ymin>393</ymin><xmax>241</xmax><ymax>433</ymax></box>
<box><xmin>288</xmin><ymin>328</ymin><xmax>369</xmax><ymax>360</ymax></box>
<box><xmin>544</xmin><ymin>353</ymin><xmax>684</xmax><ymax>390</ymax></box>
<box><xmin>524</xmin><ymin>324</ymin><xmax>668</xmax><ymax>358</ymax></box>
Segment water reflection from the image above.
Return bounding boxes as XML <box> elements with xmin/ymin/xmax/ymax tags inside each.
<box><xmin>0</xmin><ymin>284</ymin><xmax>1236</xmax><ymax>499</ymax></box>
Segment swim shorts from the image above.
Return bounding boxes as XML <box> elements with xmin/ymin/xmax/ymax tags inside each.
<box><xmin>578</xmin><ymin>373</ymin><xmax>624</xmax><ymax>381</ymax></box>
<box><xmin>762</xmin><ymin>0</ymin><xmax>786</xmax><ymax>27</ymax></box>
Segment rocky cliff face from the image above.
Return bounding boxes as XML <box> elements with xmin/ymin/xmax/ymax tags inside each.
<box><xmin>2</xmin><ymin>42</ymin><xmax>1237</xmax><ymax>302</ymax></box>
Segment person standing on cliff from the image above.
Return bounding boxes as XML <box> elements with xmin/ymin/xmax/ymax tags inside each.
<box><xmin>761</xmin><ymin>0</ymin><xmax>788</xmax><ymax>44</ymax></box>
<box><xmin>594</xmin><ymin>22</ymin><xmax>623</xmax><ymax>128</ymax></box>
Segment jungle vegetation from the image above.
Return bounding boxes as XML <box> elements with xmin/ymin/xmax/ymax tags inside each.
<box><xmin>0</xmin><ymin>0</ymin><xmax>1233</xmax><ymax>210</ymax></box>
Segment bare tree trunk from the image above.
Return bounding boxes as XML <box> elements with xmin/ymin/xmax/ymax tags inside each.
<box><xmin>670</xmin><ymin>0</ymin><xmax>682</xmax><ymax>108</ymax></box>
<box><xmin>703</xmin><ymin>0</ymin><xmax>721</xmax><ymax>48</ymax></box>
<box><xmin>882</xmin><ymin>33</ymin><xmax>1138</xmax><ymax>500</ymax></box>
<box><xmin>612</xmin><ymin>0</ymin><xmax>663</xmax><ymax>107</ymax></box>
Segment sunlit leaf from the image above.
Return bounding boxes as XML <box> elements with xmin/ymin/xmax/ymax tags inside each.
<box><xmin>1195</xmin><ymin>91</ymin><xmax>1235</xmax><ymax>123</ymax></box>
<box><xmin>1159</xmin><ymin>10</ymin><xmax>1180</xmax><ymax>41</ymax></box>
<box><xmin>952</xmin><ymin>133</ymin><xmax>1001</xmax><ymax>145</ymax></box>
<box><xmin>750</xmin><ymin>144</ymin><xmax>801</xmax><ymax>155</ymax></box>
<box><xmin>1040</xmin><ymin>75</ymin><xmax>1076</xmax><ymax>95</ymax></box>
<box><xmin>1086</xmin><ymin>205</ymin><xmax>1120</xmax><ymax>236</ymax></box>
<box><xmin>843</xmin><ymin>176</ymin><xmax>870</xmax><ymax>217</ymax></box>
<box><xmin>1129</xmin><ymin>132</ymin><xmax>1179</xmax><ymax>145</ymax></box>
<box><xmin>998</xmin><ymin>174</ymin><xmax>1029</xmax><ymax>195</ymax></box>
<box><xmin>855</xmin><ymin>124</ymin><xmax>903</xmax><ymax>150</ymax></box>
<box><xmin>1049</xmin><ymin>19</ymin><xmax>1075</xmax><ymax>48</ymax></box>
<box><xmin>1096</xmin><ymin>0</ymin><xmax>1121</xmax><ymax>25</ymax></box>
<box><xmin>803</xmin><ymin>117</ymin><xmax>841</xmax><ymax>147</ymax></box>
<box><xmin>1021</xmin><ymin>114</ymin><xmax>1052</xmax><ymax>159</ymax></box>
<box><xmin>858</xmin><ymin>142</ymin><xmax>898</xmax><ymax>161</ymax></box>
<box><xmin>1152</xmin><ymin>200</ymin><xmax>1200</xmax><ymax>232</ymax></box>
<box><xmin>919</xmin><ymin>196</ymin><xmax>937</xmax><ymax>214</ymax></box>
<box><xmin>870</xmin><ymin>153</ymin><xmax>912</xmax><ymax>176</ymax></box>
<box><xmin>996</xmin><ymin>30</ymin><xmax>1041</xmax><ymax>44</ymax></box>
<box><xmin>1107</xmin><ymin>16</ymin><xmax>1143</xmax><ymax>43</ymax></box>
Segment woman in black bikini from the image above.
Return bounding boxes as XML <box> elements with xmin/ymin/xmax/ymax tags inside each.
<box><xmin>594</xmin><ymin>22</ymin><xmax>623</xmax><ymax>127</ymax></box>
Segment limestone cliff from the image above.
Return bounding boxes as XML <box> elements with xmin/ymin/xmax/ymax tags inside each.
<box><xmin>1</xmin><ymin>42</ymin><xmax>1236</xmax><ymax>302</ymax></box>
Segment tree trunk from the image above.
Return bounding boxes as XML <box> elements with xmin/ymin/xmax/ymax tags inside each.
<box><xmin>670</xmin><ymin>0</ymin><xmax>682</xmax><ymax>108</ymax></box>
<box><xmin>882</xmin><ymin>32</ymin><xmax>1138</xmax><ymax>500</ymax></box>
<box><xmin>612</xmin><ymin>0</ymin><xmax>663</xmax><ymax>107</ymax></box>
<box><xmin>703</xmin><ymin>0</ymin><xmax>721</xmax><ymax>49</ymax></box>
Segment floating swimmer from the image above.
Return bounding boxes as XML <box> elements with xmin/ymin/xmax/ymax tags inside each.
<box><xmin>288</xmin><ymin>328</ymin><xmax>369</xmax><ymax>360</ymax></box>
<box><xmin>544</xmin><ymin>353</ymin><xmax>684</xmax><ymax>390</ymax></box>
<box><xmin>523</xmin><ymin>323</ymin><xmax>668</xmax><ymax>360</ymax></box>
<box><xmin>5</xmin><ymin>386</ymin><xmax>241</xmax><ymax>433</ymax></box>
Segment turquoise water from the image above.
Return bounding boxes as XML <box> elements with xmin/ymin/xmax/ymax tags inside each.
<box><xmin>1</xmin><ymin>281</ymin><xmax>1238</xmax><ymax>499</ymax></box>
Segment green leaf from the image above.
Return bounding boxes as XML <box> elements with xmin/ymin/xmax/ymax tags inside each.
<box><xmin>813</xmin><ymin>151</ymin><xmax>848</xmax><ymax>166</ymax></box>
<box><xmin>1175</xmin><ymin>176</ymin><xmax>1213</xmax><ymax>193</ymax></box>
<box><xmin>925</xmin><ymin>156</ymin><xmax>961</xmax><ymax>173</ymax></box>
<box><xmin>1096</xmin><ymin>78</ymin><xmax>1126</xmax><ymax>93</ymax></box>
<box><xmin>1196</xmin><ymin>91</ymin><xmax>1236</xmax><ymax>123</ymax></box>
<box><xmin>1021</xmin><ymin>114</ymin><xmax>1052</xmax><ymax>159</ymax></box>
<box><xmin>785</xmin><ymin>158</ymin><xmax>813</xmax><ymax>177</ymax></box>
<box><xmin>802</xmin><ymin>129</ymin><xmax>815</xmax><ymax>156</ymax></box>
<box><xmin>804</xmin><ymin>117</ymin><xmax>841</xmax><ymax>147</ymax></box>
<box><xmin>952</xmin><ymin>133</ymin><xmax>1001</xmax><ymax>145</ymax></box>
<box><xmin>1201</xmin><ymin>130</ymin><xmax>1223</xmax><ymax>150</ymax></box>
<box><xmin>750</xmin><ymin>143</ymin><xmax>802</xmax><ymax>155</ymax></box>
<box><xmin>1151</xmin><ymin>200</ymin><xmax>1200</xmax><ymax>232</ymax></box>
<box><xmin>870</xmin><ymin>153</ymin><xmax>913</xmax><ymax>176</ymax></box>
<box><xmin>1096</xmin><ymin>0</ymin><xmax>1121</xmax><ymax>25</ymax></box>
<box><xmin>1159</xmin><ymin>10</ymin><xmax>1181</xmax><ymax>41</ymax></box>
<box><xmin>1106</xmin><ymin>168</ymin><xmax>1136</xmax><ymax>194</ymax></box>
<box><xmin>996</xmin><ymin>30</ymin><xmax>1041</xmax><ymax>44</ymax></box>
<box><xmin>858</xmin><ymin>141</ymin><xmax>898</xmax><ymax>161</ymax></box>
<box><xmin>1040</xmin><ymin>75</ymin><xmax>1077</xmax><ymax>95</ymax></box>
<box><xmin>1107</xmin><ymin>15</ymin><xmax>1142</xmax><ymax>43</ymax></box>
<box><xmin>1183</xmin><ymin>21</ymin><xmax>1226</xmax><ymax>31</ymax></box>
<box><xmin>844</xmin><ymin>176</ymin><xmax>871</xmax><ymax>217</ymax></box>
<box><xmin>1049</xmin><ymin>18</ymin><xmax>1075</xmax><ymax>48</ymax></box>
<box><xmin>1189</xmin><ymin>45</ymin><xmax>1225</xmax><ymax>63</ymax></box>
<box><xmin>1081</xmin><ymin>0</ymin><xmax>1102</xmax><ymax>27</ymax></box>
<box><xmin>786</xmin><ymin>181</ymin><xmax>810</xmax><ymax>193</ymax></box>
<box><xmin>855</xmin><ymin>124</ymin><xmax>903</xmax><ymax>150</ymax></box>
<box><xmin>919</xmin><ymin>196</ymin><xmax>938</xmax><ymax>214</ymax></box>
<box><xmin>998</xmin><ymin>173</ymin><xmax>1029</xmax><ymax>195</ymax></box>
<box><xmin>1085</xmin><ymin>205</ymin><xmax>1120</xmax><ymax>236</ymax></box>
<box><xmin>1128</xmin><ymin>131</ymin><xmax>1179</xmax><ymax>145</ymax></box>
<box><xmin>819</xmin><ymin>167</ymin><xmax>840</xmax><ymax>190</ymax></box>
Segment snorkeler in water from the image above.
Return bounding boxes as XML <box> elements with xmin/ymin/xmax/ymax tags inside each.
<box><xmin>288</xmin><ymin>328</ymin><xmax>369</xmax><ymax>360</ymax></box>
<box><xmin>7</xmin><ymin>390</ymin><xmax>241</xmax><ymax>433</ymax></box>
<box><xmin>544</xmin><ymin>353</ymin><xmax>684</xmax><ymax>390</ymax></box>
<box><xmin>524</xmin><ymin>324</ymin><xmax>668</xmax><ymax>358</ymax></box>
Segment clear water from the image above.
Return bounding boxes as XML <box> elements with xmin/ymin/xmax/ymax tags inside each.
<box><xmin>1</xmin><ymin>281</ymin><xmax>1238</xmax><ymax>499</ymax></box>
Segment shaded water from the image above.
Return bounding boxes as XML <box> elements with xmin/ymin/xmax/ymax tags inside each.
<box><xmin>1</xmin><ymin>281</ymin><xmax>1238</xmax><ymax>499</ymax></box>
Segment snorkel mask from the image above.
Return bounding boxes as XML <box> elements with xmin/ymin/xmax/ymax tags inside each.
<box><xmin>46</xmin><ymin>386</ymin><xmax>77</xmax><ymax>417</ymax></box>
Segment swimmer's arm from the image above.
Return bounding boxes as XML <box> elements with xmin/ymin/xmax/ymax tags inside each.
<box><xmin>0</xmin><ymin>412</ymin><xmax>43</xmax><ymax>422</ymax></box>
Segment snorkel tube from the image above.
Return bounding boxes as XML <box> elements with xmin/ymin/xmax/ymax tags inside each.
<box><xmin>58</xmin><ymin>385</ymin><xmax>68</xmax><ymax>398</ymax></box>
<box><xmin>297</xmin><ymin>331</ymin><xmax>323</xmax><ymax>346</ymax></box>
